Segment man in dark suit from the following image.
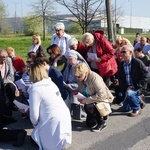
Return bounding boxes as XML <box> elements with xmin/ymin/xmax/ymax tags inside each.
<box><xmin>117</xmin><ymin>45</ymin><xmax>150</xmax><ymax>117</ymax></box>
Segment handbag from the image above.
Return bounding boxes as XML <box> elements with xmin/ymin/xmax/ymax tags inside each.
<box><xmin>95</xmin><ymin>100</ymin><xmax>112</xmax><ymax>117</ymax></box>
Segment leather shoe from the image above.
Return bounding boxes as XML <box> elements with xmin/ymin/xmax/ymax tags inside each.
<box><xmin>128</xmin><ymin>109</ymin><xmax>141</xmax><ymax>117</ymax></box>
<box><xmin>140</xmin><ymin>102</ymin><xmax>146</xmax><ymax>109</ymax></box>
<box><xmin>140</xmin><ymin>94</ymin><xmax>146</xmax><ymax>109</ymax></box>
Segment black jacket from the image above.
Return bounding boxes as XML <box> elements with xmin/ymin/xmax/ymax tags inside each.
<box><xmin>117</xmin><ymin>58</ymin><xmax>150</xmax><ymax>94</ymax></box>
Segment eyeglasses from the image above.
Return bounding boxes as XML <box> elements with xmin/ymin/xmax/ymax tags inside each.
<box><xmin>121</xmin><ymin>51</ymin><xmax>127</xmax><ymax>54</ymax></box>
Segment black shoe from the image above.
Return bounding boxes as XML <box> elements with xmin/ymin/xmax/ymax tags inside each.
<box><xmin>103</xmin><ymin>115</ymin><xmax>108</xmax><ymax>120</ymax></box>
<box><xmin>13</xmin><ymin>130</ymin><xmax>27</xmax><ymax>147</ymax></box>
<box><xmin>91</xmin><ymin>123</ymin><xmax>107</xmax><ymax>132</ymax></box>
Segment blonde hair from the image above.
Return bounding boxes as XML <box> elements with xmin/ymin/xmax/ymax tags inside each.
<box><xmin>29</xmin><ymin>63</ymin><xmax>48</xmax><ymax>83</ymax></box>
<box><xmin>116</xmin><ymin>35</ymin><xmax>122</xmax><ymax>42</ymax></box>
<box><xmin>6</xmin><ymin>47</ymin><xmax>15</xmax><ymax>56</ymax></box>
<box><xmin>82</xmin><ymin>32</ymin><xmax>94</xmax><ymax>46</ymax></box>
<box><xmin>73</xmin><ymin>63</ymin><xmax>89</xmax><ymax>76</ymax></box>
<box><xmin>33</xmin><ymin>35</ymin><xmax>41</xmax><ymax>45</ymax></box>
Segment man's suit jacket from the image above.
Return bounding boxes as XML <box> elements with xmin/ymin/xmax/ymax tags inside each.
<box><xmin>117</xmin><ymin>58</ymin><xmax>150</xmax><ymax>94</ymax></box>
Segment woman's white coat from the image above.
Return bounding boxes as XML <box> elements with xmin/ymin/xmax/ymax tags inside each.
<box><xmin>28</xmin><ymin>78</ymin><xmax>72</xmax><ymax>150</ymax></box>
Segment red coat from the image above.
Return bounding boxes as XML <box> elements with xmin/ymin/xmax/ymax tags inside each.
<box><xmin>92</xmin><ymin>30</ymin><xmax>118</xmax><ymax>77</ymax></box>
<box><xmin>13</xmin><ymin>56</ymin><xmax>26</xmax><ymax>74</ymax></box>
<box><xmin>76</xmin><ymin>41</ymin><xmax>88</xmax><ymax>60</ymax></box>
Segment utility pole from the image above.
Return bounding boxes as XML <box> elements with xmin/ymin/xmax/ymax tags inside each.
<box><xmin>105</xmin><ymin>0</ymin><xmax>114</xmax><ymax>44</ymax></box>
<box><xmin>14</xmin><ymin>2</ymin><xmax>18</xmax><ymax>35</ymax></box>
<box><xmin>128</xmin><ymin>0</ymin><xmax>132</xmax><ymax>28</ymax></box>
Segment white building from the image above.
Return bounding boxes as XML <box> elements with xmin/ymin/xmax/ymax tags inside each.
<box><xmin>117</xmin><ymin>15</ymin><xmax>150</xmax><ymax>32</ymax></box>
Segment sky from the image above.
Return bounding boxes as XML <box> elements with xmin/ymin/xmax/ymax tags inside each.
<box><xmin>2</xmin><ymin>0</ymin><xmax>150</xmax><ymax>18</ymax></box>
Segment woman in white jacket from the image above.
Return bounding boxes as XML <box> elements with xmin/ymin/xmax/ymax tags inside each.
<box><xmin>28</xmin><ymin>63</ymin><xmax>72</xmax><ymax>150</ymax></box>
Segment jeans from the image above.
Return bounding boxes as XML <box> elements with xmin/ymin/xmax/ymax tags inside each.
<box><xmin>122</xmin><ymin>88</ymin><xmax>140</xmax><ymax>112</ymax></box>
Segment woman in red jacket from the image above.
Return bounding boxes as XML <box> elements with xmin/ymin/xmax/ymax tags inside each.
<box><xmin>82</xmin><ymin>30</ymin><xmax>118</xmax><ymax>85</ymax></box>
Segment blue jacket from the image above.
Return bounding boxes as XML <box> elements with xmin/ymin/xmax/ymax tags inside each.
<box><xmin>48</xmin><ymin>66</ymin><xmax>68</xmax><ymax>100</ymax></box>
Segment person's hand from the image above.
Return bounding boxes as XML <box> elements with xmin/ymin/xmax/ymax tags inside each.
<box><xmin>87</xmin><ymin>57</ymin><xmax>93</xmax><ymax>62</ymax></box>
<box><xmin>94</xmin><ymin>57</ymin><xmax>101</xmax><ymax>62</ymax></box>
<box><xmin>19</xmin><ymin>109</ymin><xmax>26</xmax><ymax>114</ymax></box>
<box><xmin>73</xmin><ymin>92</ymin><xmax>78</xmax><ymax>95</ymax></box>
<box><xmin>55</xmin><ymin>56</ymin><xmax>61</xmax><ymax>61</ymax></box>
<box><xmin>19</xmin><ymin>108</ymin><xmax>29</xmax><ymax>114</ymax></box>
<box><xmin>78</xmin><ymin>99</ymin><xmax>86</xmax><ymax>104</ymax></box>
<box><xmin>114</xmin><ymin>79</ymin><xmax>119</xmax><ymax>86</ymax></box>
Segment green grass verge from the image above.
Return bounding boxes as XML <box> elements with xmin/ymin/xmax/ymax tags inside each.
<box><xmin>0</xmin><ymin>36</ymin><xmax>50</xmax><ymax>61</ymax></box>
<box><xmin>0</xmin><ymin>33</ymin><xmax>150</xmax><ymax>62</ymax></box>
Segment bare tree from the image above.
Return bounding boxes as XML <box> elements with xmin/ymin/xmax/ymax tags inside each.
<box><xmin>56</xmin><ymin>0</ymin><xmax>104</xmax><ymax>33</ymax></box>
<box><xmin>30</xmin><ymin>0</ymin><xmax>55</xmax><ymax>40</ymax></box>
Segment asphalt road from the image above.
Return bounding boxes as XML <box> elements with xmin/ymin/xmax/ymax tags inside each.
<box><xmin>0</xmin><ymin>92</ymin><xmax>150</xmax><ymax>150</ymax></box>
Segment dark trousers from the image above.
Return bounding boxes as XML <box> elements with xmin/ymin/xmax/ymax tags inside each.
<box><xmin>84</xmin><ymin>104</ymin><xmax>104</xmax><ymax>127</ymax></box>
<box><xmin>5</xmin><ymin>83</ymin><xmax>16</xmax><ymax>116</ymax></box>
<box><xmin>5</xmin><ymin>83</ymin><xmax>16</xmax><ymax>104</ymax></box>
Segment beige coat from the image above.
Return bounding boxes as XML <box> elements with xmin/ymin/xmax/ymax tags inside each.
<box><xmin>77</xmin><ymin>70</ymin><xmax>114</xmax><ymax>104</ymax></box>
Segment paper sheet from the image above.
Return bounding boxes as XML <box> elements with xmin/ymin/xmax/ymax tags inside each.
<box><xmin>15</xmin><ymin>79</ymin><xmax>26</xmax><ymax>92</ymax></box>
<box><xmin>87</xmin><ymin>52</ymin><xmax>97</xmax><ymax>60</ymax></box>
<box><xmin>13</xmin><ymin>100</ymin><xmax>29</xmax><ymax>112</ymax></box>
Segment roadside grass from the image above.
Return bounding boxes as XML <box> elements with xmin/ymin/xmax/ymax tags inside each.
<box><xmin>0</xmin><ymin>36</ymin><xmax>50</xmax><ymax>61</ymax></box>
<box><xmin>0</xmin><ymin>33</ymin><xmax>150</xmax><ymax>61</ymax></box>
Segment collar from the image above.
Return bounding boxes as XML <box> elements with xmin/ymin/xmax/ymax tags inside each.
<box><xmin>123</xmin><ymin>58</ymin><xmax>132</xmax><ymax>66</ymax></box>
<box><xmin>83</xmin><ymin>71</ymin><xmax>89</xmax><ymax>82</ymax></box>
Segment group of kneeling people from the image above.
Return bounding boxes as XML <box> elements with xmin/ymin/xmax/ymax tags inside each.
<box><xmin>0</xmin><ymin>44</ymin><xmax>150</xmax><ymax>150</ymax></box>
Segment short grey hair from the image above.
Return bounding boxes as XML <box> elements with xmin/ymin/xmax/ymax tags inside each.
<box><xmin>121</xmin><ymin>44</ymin><xmax>134</xmax><ymax>53</ymax></box>
<box><xmin>68</xmin><ymin>37</ymin><xmax>78</xmax><ymax>47</ymax></box>
<box><xmin>54</xmin><ymin>22</ymin><xmax>65</xmax><ymax>30</ymax></box>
